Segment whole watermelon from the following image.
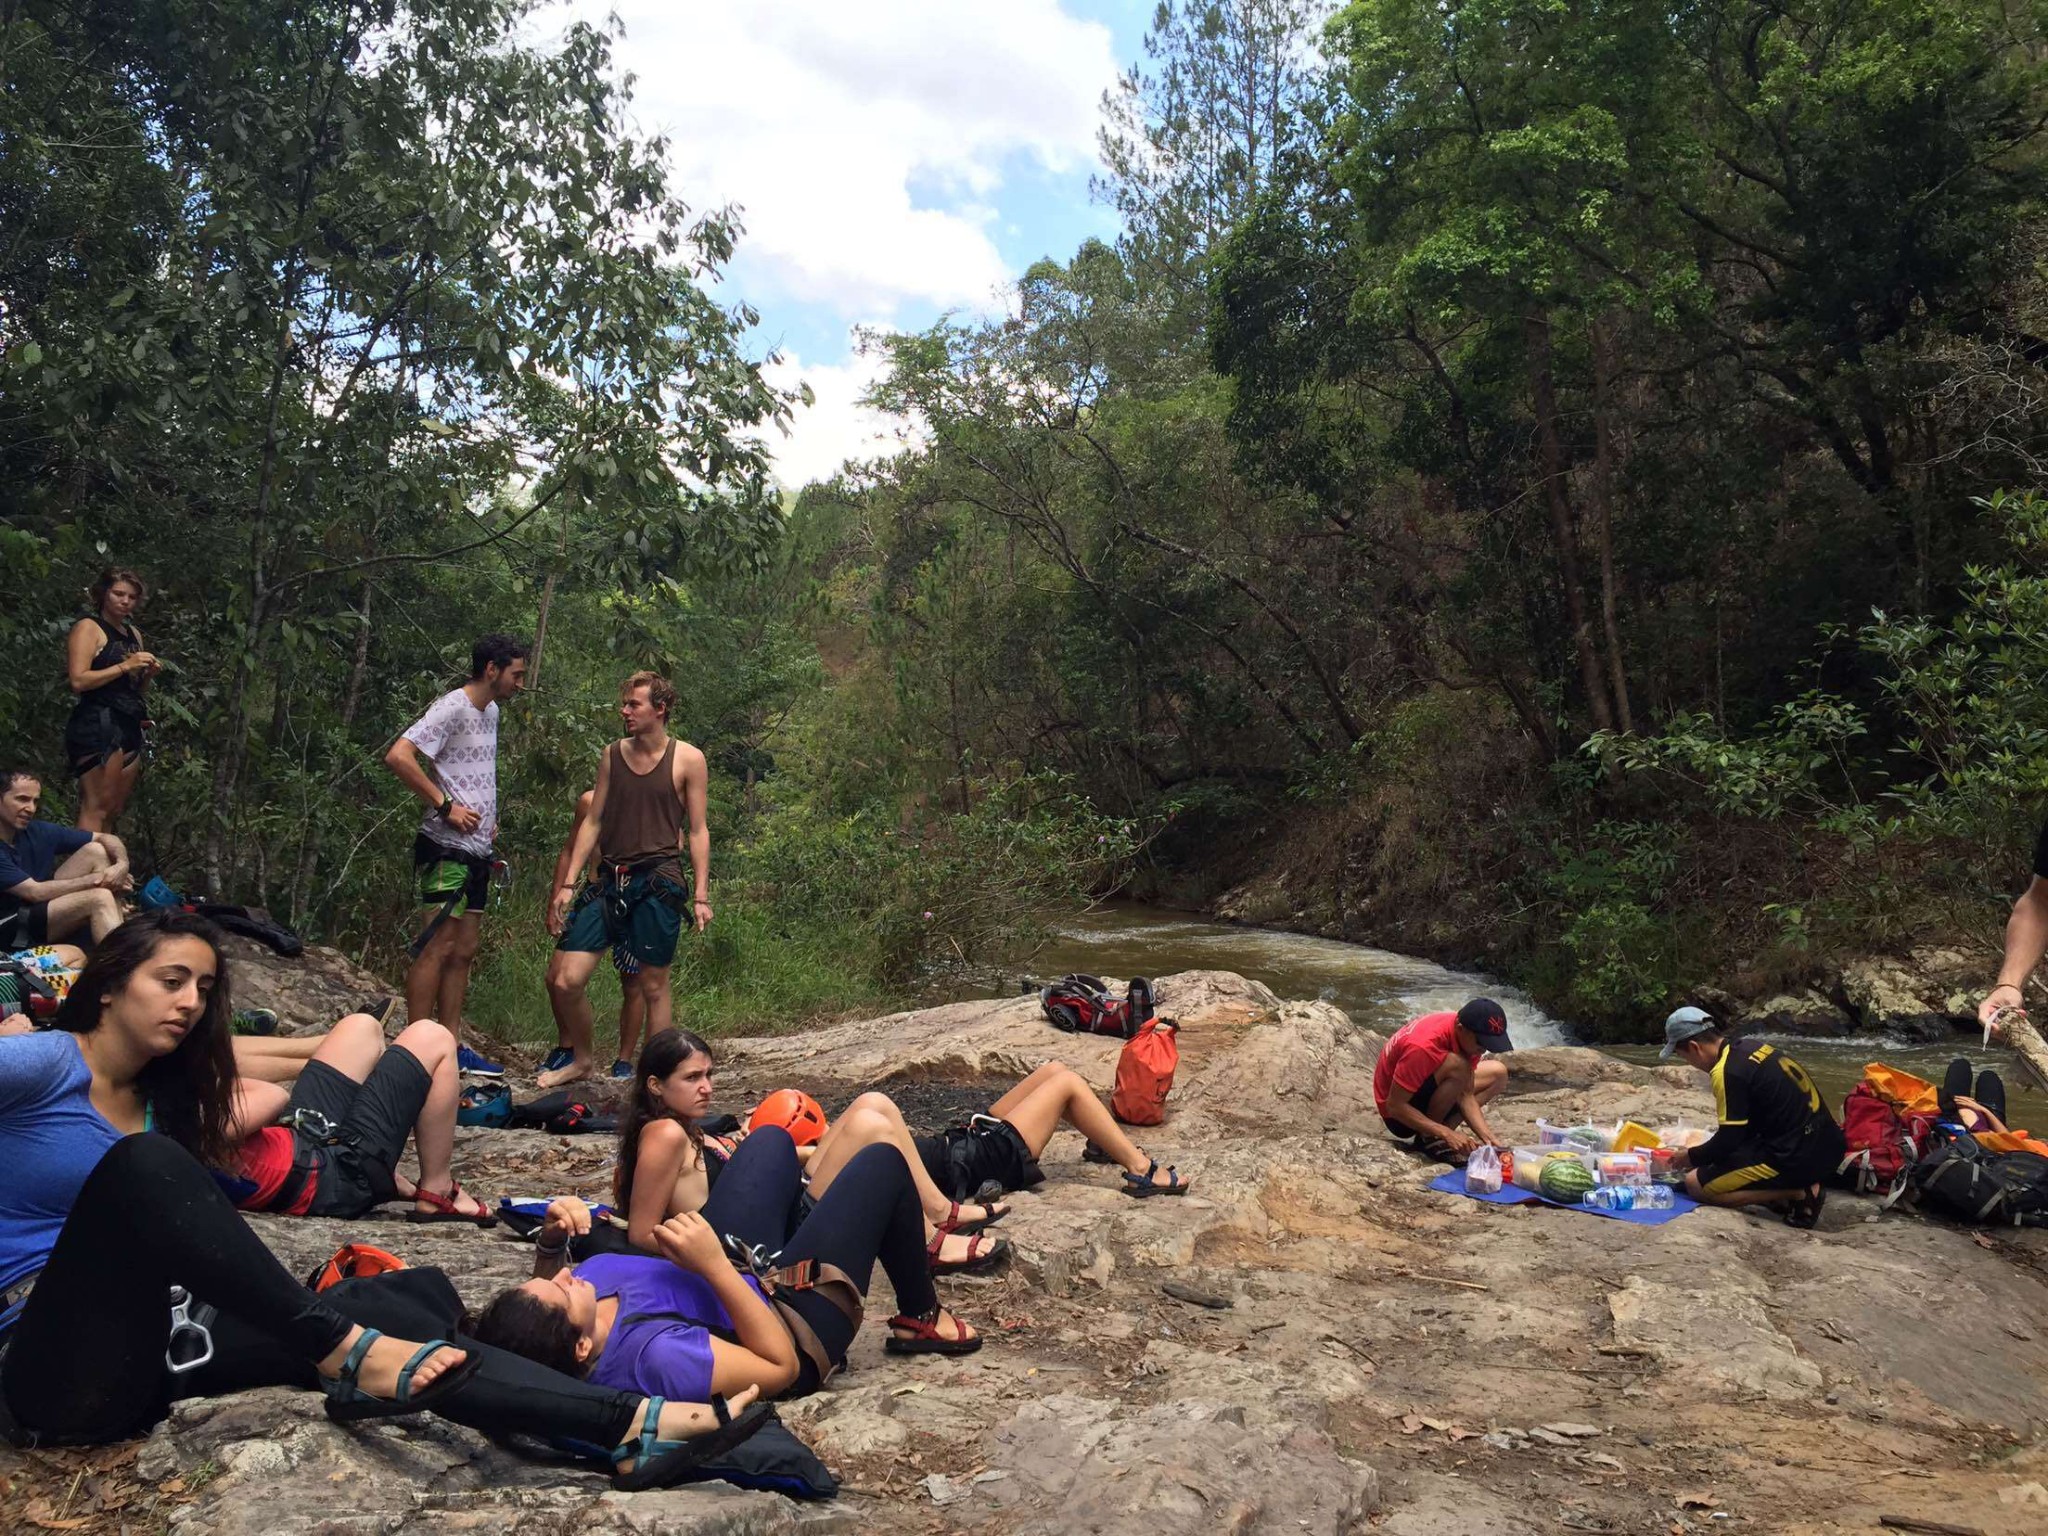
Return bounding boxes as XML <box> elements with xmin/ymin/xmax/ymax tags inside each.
<box><xmin>1538</xmin><ymin>1157</ymin><xmax>1596</xmax><ymax>1204</ymax></box>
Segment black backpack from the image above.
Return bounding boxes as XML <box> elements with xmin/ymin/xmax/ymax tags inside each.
<box><xmin>1041</xmin><ymin>974</ymin><xmax>1153</xmax><ymax>1039</ymax></box>
<box><xmin>1911</xmin><ymin>1133</ymin><xmax>2048</xmax><ymax>1226</ymax></box>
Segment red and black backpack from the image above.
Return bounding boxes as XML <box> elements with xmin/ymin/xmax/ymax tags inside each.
<box><xmin>1041</xmin><ymin>975</ymin><xmax>1154</xmax><ymax>1040</ymax></box>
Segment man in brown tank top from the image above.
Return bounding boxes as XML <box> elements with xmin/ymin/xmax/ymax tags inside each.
<box><xmin>541</xmin><ymin>671</ymin><xmax>711</xmax><ymax>1089</ymax></box>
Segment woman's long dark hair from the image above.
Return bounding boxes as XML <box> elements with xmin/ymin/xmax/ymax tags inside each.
<box><xmin>613</xmin><ymin>1026</ymin><xmax>714</xmax><ymax>1209</ymax></box>
<box><xmin>58</xmin><ymin>909</ymin><xmax>237</xmax><ymax>1164</ymax></box>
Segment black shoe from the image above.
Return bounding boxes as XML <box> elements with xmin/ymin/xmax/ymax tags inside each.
<box><xmin>1976</xmin><ymin>1069</ymin><xmax>2009</xmax><ymax>1126</ymax></box>
<box><xmin>355</xmin><ymin>996</ymin><xmax>400</xmax><ymax>1030</ymax></box>
<box><xmin>1941</xmin><ymin>1057</ymin><xmax>1971</xmax><ymax>1123</ymax></box>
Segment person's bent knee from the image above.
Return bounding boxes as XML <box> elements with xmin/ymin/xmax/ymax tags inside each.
<box><xmin>394</xmin><ymin>1018</ymin><xmax>455</xmax><ymax>1061</ymax></box>
<box><xmin>1435</xmin><ymin>1054</ymin><xmax>1475</xmax><ymax>1085</ymax></box>
<box><xmin>848</xmin><ymin>1091</ymin><xmax>896</xmax><ymax>1120</ymax></box>
<box><xmin>1476</xmin><ymin>1058</ymin><xmax>1508</xmax><ymax>1088</ymax></box>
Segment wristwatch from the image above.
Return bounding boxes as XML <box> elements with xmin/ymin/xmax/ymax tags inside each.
<box><xmin>435</xmin><ymin>794</ymin><xmax>453</xmax><ymax>818</ymax></box>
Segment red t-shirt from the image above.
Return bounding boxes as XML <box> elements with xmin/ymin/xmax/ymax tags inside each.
<box><xmin>230</xmin><ymin>1126</ymin><xmax>319</xmax><ymax>1215</ymax></box>
<box><xmin>1372</xmin><ymin>1012</ymin><xmax>1476</xmax><ymax>1116</ymax></box>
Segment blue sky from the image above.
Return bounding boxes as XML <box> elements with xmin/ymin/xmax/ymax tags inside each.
<box><xmin>558</xmin><ymin>1</ymin><xmax>1156</xmax><ymax>486</ymax></box>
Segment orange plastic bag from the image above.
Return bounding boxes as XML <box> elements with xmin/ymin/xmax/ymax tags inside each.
<box><xmin>1862</xmin><ymin>1063</ymin><xmax>1939</xmax><ymax>1116</ymax></box>
<box><xmin>1112</xmin><ymin>1017</ymin><xmax>1180</xmax><ymax>1126</ymax></box>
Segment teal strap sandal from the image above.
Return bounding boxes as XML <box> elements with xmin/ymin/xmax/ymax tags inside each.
<box><xmin>610</xmin><ymin>1394</ymin><xmax>776</xmax><ymax>1491</ymax></box>
<box><xmin>323</xmin><ymin>1329</ymin><xmax>481</xmax><ymax>1422</ymax></box>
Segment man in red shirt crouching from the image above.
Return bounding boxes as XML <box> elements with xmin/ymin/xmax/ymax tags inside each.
<box><xmin>1372</xmin><ymin>998</ymin><xmax>1513</xmax><ymax>1161</ymax></box>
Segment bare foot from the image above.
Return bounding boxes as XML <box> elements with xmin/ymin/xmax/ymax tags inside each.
<box><xmin>613</xmin><ymin>1386</ymin><xmax>763</xmax><ymax>1471</ymax></box>
<box><xmin>537</xmin><ymin>1060</ymin><xmax>592</xmax><ymax>1090</ymax></box>
<box><xmin>318</xmin><ymin>1327</ymin><xmax>467</xmax><ymax>1399</ymax></box>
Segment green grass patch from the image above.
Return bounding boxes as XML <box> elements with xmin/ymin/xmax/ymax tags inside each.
<box><xmin>460</xmin><ymin>873</ymin><xmax>894</xmax><ymax>1048</ymax></box>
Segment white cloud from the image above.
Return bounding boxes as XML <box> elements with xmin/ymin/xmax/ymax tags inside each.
<box><xmin>760</xmin><ymin>343</ymin><xmax>914</xmax><ymax>491</ymax></box>
<box><xmin>560</xmin><ymin>1</ymin><xmax>1121</xmax><ymax>319</ymax></box>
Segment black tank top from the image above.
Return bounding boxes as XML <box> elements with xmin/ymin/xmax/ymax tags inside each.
<box><xmin>77</xmin><ymin>616</ymin><xmax>146</xmax><ymax>717</ymax></box>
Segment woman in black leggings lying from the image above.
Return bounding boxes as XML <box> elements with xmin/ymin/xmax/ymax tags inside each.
<box><xmin>0</xmin><ymin>911</ymin><xmax>760</xmax><ymax>1487</ymax></box>
<box><xmin>472</xmin><ymin>1127</ymin><xmax>980</xmax><ymax>1399</ymax></box>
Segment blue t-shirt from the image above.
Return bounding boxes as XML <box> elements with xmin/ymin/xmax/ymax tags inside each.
<box><xmin>579</xmin><ymin>1252</ymin><xmax>768</xmax><ymax>1404</ymax></box>
<box><xmin>0</xmin><ymin>1032</ymin><xmax>123</xmax><ymax>1330</ymax></box>
<box><xmin>0</xmin><ymin>821</ymin><xmax>93</xmax><ymax>912</ymax></box>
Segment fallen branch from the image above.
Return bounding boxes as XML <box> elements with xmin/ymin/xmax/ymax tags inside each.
<box><xmin>1384</xmin><ymin>1268</ymin><xmax>1491</xmax><ymax>1292</ymax></box>
<box><xmin>1878</xmin><ymin>1517</ymin><xmax>1986</xmax><ymax>1536</ymax></box>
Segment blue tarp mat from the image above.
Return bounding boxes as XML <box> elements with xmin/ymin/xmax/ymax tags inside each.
<box><xmin>1428</xmin><ymin>1169</ymin><xmax>1701</xmax><ymax>1226</ymax></box>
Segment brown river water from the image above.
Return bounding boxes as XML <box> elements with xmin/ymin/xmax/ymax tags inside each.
<box><xmin>980</xmin><ymin>902</ymin><xmax>2048</xmax><ymax>1128</ymax></box>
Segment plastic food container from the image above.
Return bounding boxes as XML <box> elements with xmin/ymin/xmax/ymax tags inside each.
<box><xmin>1649</xmin><ymin>1146</ymin><xmax>1683</xmax><ymax>1184</ymax></box>
<box><xmin>1596</xmin><ymin>1152</ymin><xmax>1652</xmax><ymax>1186</ymax></box>
<box><xmin>1612</xmin><ymin>1121</ymin><xmax>1662</xmax><ymax>1153</ymax></box>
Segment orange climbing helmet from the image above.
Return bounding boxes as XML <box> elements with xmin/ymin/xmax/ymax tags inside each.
<box><xmin>749</xmin><ymin>1088</ymin><xmax>827</xmax><ymax>1147</ymax></box>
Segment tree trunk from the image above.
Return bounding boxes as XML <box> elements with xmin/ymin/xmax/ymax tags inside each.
<box><xmin>1588</xmin><ymin>315</ymin><xmax>1635</xmax><ymax>734</ymax></box>
<box><xmin>1524</xmin><ymin>312</ymin><xmax>1616</xmax><ymax>736</ymax></box>
<box><xmin>2000</xmin><ymin>1009</ymin><xmax>2048</xmax><ymax>1099</ymax></box>
<box><xmin>529</xmin><ymin>567</ymin><xmax>558</xmax><ymax>692</ymax></box>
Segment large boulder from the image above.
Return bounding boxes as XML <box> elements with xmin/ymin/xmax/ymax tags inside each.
<box><xmin>1737</xmin><ymin>989</ymin><xmax>1855</xmax><ymax>1038</ymax></box>
<box><xmin>1837</xmin><ymin>957</ymin><xmax>1968</xmax><ymax>1040</ymax></box>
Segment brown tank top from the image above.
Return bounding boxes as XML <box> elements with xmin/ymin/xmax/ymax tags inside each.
<box><xmin>600</xmin><ymin>738</ymin><xmax>684</xmax><ymax>879</ymax></box>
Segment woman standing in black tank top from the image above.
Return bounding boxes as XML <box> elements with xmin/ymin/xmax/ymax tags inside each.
<box><xmin>64</xmin><ymin>568</ymin><xmax>159</xmax><ymax>833</ymax></box>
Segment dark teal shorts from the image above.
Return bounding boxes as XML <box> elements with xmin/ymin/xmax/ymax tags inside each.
<box><xmin>556</xmin><ymin>868</ymin><xmax>687</xmax><ymax>969</ymax></box>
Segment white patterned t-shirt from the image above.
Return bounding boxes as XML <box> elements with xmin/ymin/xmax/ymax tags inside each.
<box><xmin>404</xmin><ymin>688</ymin><xmax>498</xmax><ymax>858</ymax></box>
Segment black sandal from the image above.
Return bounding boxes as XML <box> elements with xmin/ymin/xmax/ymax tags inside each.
<box><xmin>1120</xmin><ymin>1159</ymin><xmax>1190</xmax><ymax>1198</ymax></box>
<box><xmin>1783</xmin><ymin>1184</ymin><xmax>1827</xmax><ymax>1230</ymax></box>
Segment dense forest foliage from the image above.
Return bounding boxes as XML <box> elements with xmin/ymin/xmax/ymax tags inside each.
<box><xmin>6</xmin><ymin>0</ymin><xmax>2048</xmax><ymax>1037</ymax></box>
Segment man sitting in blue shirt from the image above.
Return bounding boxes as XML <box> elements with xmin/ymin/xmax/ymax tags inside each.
<box><xmin>0</xmin><ymin>770</ymin><xmax>130</xmax><ymax>950</ymax></box>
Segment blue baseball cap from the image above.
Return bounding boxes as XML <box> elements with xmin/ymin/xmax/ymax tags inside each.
<box><xmin>1456</xmin><ymin>997</ymin><xmax>1513</xmax><ymax>1052</ymax></box>
<box><xmin>1660</xmin><ymin>1006</ymin><xmax>1718</xmax><ymax>1059</ymax></box>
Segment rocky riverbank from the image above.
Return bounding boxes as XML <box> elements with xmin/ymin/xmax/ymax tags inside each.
<box><xmin>4</xmin><ymin>943</ymin><xmax>2047</xmax><ymax>1535</ymax></box>
<box><xmin>1212</xmin><ymin>865</ymin><xmax>2004</xmax><ymax>1044</ymax></box>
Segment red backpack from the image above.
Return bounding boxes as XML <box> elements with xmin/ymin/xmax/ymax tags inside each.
<box><xmin>1838</xmin><ymin>1081</ymin><xmax>1939</xmax><ymax>1198</ymax></box>
<box><xmin>1112</xmin><ymin>1017</ymin><xmax>1180</xmax><ymax>1126</ymax></box>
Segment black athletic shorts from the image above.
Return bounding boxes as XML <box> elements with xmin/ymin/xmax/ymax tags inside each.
<box><xmin>914</xmin><ymin>1119</ymin><xmax>1045</xmax><ymax>1202</ymax></box>
<box><xmin>1694</xmin><ymin>1141</ymin><xmax>1836</xmax><ymax>1198</ymax></box>
<box><xmin>287</xmin><ymin>1046</ymin><xmax>432</xmax><ymax>1219</ymax></box>
<box><xmin>64</xmin><ymin>703</ymin><xmax>144</xmax><ymax>777</ymax></box>
<box><xmin>0</xmin><ymin>904</ymin><xmax>50</xmax><ymax>950</ymax></box>
<box><xmin>1382</xmin><ymin>1080</ymin><xmax>1434</xmax><ymax>1140</ymax></box>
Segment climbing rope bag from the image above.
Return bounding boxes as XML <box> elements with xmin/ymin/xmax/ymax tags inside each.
<box><xmin>1112</xmin><ymin>1016</ymin><xmax>1180</xmax><ymax>1127</ymax></box>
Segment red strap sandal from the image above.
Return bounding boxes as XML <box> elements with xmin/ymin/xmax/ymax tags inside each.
<box><xmin>884</xmin><ymin>1306</ymin><xmax>982</xmax><ymax>1356</ymax></box>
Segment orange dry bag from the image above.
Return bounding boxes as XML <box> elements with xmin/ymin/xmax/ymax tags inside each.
<box><xmin>1112</xmin><ymin>1017</ymin><xmax>1180</xmax><ymax>1127</ymax></box>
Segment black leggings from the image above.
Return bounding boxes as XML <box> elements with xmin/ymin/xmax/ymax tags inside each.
<box><xmin>700</xmin><ymin>1129</ymin><xmax>937</xmax><ymax>1383</ymax></box>
<box><xmin>0</xmin><ymin>1134</ymin><xmax>643</xmax><ymax>1451</ymax></box>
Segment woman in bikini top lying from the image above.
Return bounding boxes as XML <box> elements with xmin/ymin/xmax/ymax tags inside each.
<box><xmin>614</xmin><ymin>1029</ymin><xmax>1018</xmax><ymax>1274</ymax></box>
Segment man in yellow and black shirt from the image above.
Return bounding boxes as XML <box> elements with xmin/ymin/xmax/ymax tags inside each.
<box><xmin>1660</xmin><ymin>1007</ymin><xmax>1845</xmax><ymax>1228</ymax></box>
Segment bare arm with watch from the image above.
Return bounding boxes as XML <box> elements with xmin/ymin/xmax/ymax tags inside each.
<box><xmin>385</xmin><ymin>737</ymin><xmax>481</xmax><ymax>835</ymax></box>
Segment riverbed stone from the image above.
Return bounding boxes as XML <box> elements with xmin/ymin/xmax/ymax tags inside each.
<box><xmin>1738</xmin><ymin>990</ymin><xmax>1855</xmax><ymax>1037</ymax></box>
<box><xmin>1837</xmin><ymin>956</ymin><xmax>1969</xmax><ymax>1040</ymax></box>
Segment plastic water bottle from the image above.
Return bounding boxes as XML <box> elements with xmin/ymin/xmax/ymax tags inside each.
<box><xmin>1586</xmin><ymin>1184</ymin><xmax>1674</xmax><ymax>1212</ymax></box>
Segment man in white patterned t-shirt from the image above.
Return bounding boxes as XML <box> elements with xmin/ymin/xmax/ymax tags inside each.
<box><xmin>384</xmin><ymin>635</ymin><xmax>528</xmax><ymax>1045</ymax></box>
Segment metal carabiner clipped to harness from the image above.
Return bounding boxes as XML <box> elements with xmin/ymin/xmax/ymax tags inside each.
<box><xmin>165</xmin><ymin>1285</ymin><xmax>216</xmax><ymax>1375</ymax></box>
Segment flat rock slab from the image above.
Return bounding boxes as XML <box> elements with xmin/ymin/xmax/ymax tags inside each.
<box><xmin>8</xmin><ymin>967</ymin><xmax>2048</xmax><ymax>1536</ymax></box>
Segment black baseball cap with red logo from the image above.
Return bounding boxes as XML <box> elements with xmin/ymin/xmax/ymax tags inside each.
<box><xmin>1455</xmin><ymin>997</ymin><xmax>1514</xmax><ymax>1052</ymax></box>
